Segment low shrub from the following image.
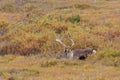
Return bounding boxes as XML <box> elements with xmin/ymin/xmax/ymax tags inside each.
<box><xmin>40</xmin><ymin>58</ymin><xmax>58</xmax><ymax>67</ymax></box>
<box><xmin>0</xmin><ymin>20</ymin><xmax>9</xmax><ymax>36</ymax></box>
<box><xmin>21</xmin><ymin>3</ymin><xmax>38</xmax><ymax>12</ymax></box>
<box><xmin>99</xmin><ymin>49</ymin><xmax>120</xmax><ymax>57</ymax></box>
<box><xmin>102</xmin><ymin>57</ymin><xmax>120</xmax><ymax>67</ymax></box>
<box><xmin>0</xmin><ymin>3</ymin><xmax>21</xmax><ymax>12</ymax></box>
<box><xmin>66</xmin><ymin>14</ymin><xmax>81</xmax><ymax>23</ymax></box>
<box><xmin>73</xmin><ymin>4</ymin><xmax>94</xmax><ymax>9</ymax></box>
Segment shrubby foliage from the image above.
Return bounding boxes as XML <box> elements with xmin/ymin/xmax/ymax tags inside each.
<box><xmin>0</xmin><ymin>0</ymin><xmax>119</xmax><ymax>58</ymax></box>
<box><xmin>0</xmin><ymin>0</ymin><xmax>119</xmax><ymax>80</ymax></box>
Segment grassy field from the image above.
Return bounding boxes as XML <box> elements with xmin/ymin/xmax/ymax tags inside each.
<box><xmin>0</xmin><ymin>55</ymin><xmax>119</xmax><ymax>80</ymax></box>
<box><xmin>0</xmin><ymin>0</ymin><xmax>120</xmax><ymax>80</ymax></box>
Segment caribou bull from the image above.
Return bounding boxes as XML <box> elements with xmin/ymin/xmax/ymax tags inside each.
<box><xmin>56</xmin><ymin>35</ymin><xmax>96</xmax><ymax>60</ymax></box>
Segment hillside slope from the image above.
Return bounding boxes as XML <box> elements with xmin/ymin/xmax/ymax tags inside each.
<box><xmin>0</xmin><ymin>0</ymin><xmax>120</xmax><ymax>80</ymax></box>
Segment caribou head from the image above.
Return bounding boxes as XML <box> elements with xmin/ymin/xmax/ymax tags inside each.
<box><xmin>56</xmin><ymin>35</ymin><xmax>96</xmax><ymax>60</ymax></box>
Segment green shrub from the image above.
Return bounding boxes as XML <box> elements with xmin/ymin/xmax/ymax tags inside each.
<box><xmin>0</xmin><ymin>20</ymin><xmax>9</xmax><ymax>36</ymax></box>
<box><xmin>20</xmin><ymin>69</ymin><xmax>39</xmax><ymax>75</ymax></box>
<box><xmin>0</xmin><ymin>20</ymin><xmax>9</xmax><ymax>27</ymax></box>
<box><xmin>98</xmin><ymin>49</ymin><xmax>120</xmax><ymax>57</ymax></box>
<box><xmin>73</xmin><ymin>4</ymin><xmax>96</xmax><ymax>9</ymax></box>
<box><xmin>102</xmin><ymin>57</ymin><xmax>120</xmax><ymax>67</ymax></box>
<box><xmin>40</xmin><ymin>58</ymin><xmax>58</xmax><ymax>67</ymax></box>
<box><xmin>22</xmin><ymin>3</ymin><xmax>38</xmax><ymax>12</ymax></box>
<box><xmin>66</xmin><ymin>14</ymin><xmax>81</xmax><ymax>23</ymax></box>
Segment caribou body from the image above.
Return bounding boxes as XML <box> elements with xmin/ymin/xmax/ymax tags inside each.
<box><xmin>56</xmin><ymin>35</ymin><xmax>96</xmax><ymax>60</ymax></box>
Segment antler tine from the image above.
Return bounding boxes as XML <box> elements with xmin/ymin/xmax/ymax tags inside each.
<box><xmin>65</xmin><ymin>33</ymin><xmax>75</xmax><ymax>47</ymax></box>
<box><xmin>56</xmin><ymin>36</ymin><xmax>68</xmax><ymax>48</ymax></box>
<box><xmin>70</xmin><ymin>38</ymin><xmax>75</xmax><ymax>47</ymax></box>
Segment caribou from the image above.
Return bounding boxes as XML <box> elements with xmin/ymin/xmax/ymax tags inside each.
<box><xmin>56</xmin><ymin>35</ymin><xmax>96</xmax><ymax>60</ymax></box>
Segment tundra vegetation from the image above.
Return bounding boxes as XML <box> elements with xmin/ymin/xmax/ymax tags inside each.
<box><xmin>0</xmin><ymin>0</ymin><xmax>120</xmax><ymax>80</ymax></box>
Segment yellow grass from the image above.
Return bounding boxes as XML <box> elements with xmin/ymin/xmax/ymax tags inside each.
<box><xmin>0</xmin><ymin>55</ymin><xmax>119</xmax><ymax>80</ymax></box>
